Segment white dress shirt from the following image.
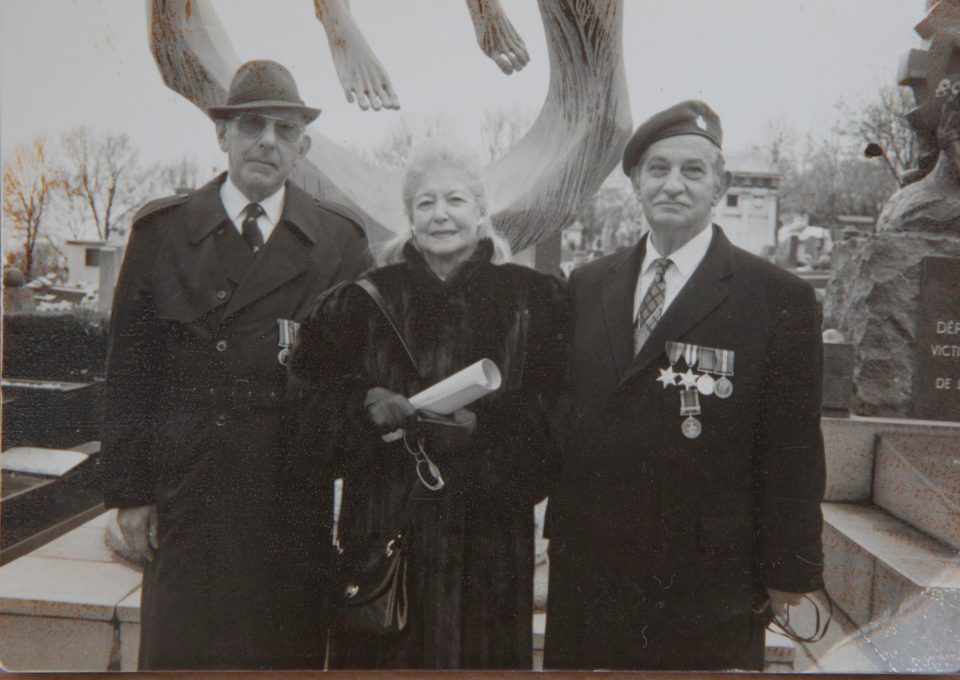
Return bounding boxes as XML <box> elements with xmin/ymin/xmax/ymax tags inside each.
<box><xmin>219</xmin><ymin>176</ymin><xmax>285</xmax><ymax>244</ymax></box>
<box><xmin>633</xmin><ymin>224</ymin><xmax>714</xmax><ymax>322</ymax></box>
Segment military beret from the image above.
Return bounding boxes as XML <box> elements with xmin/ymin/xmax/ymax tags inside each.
<box><xmin>622</xmin><ymin>100</ymin><xmax>723</xmax><ymax>176</ymax></box>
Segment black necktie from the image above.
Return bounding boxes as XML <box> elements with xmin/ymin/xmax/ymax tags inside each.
<box><xmin>241</xmin><ymin>203</ymin><xmax>265</xmax><ymax>253</ymax></box>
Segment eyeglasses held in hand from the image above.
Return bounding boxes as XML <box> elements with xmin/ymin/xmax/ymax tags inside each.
<box><xmin>403</xmin><ymin>432</ymin><xmax>445</xmax><ymax>491</ymax></box>
<box><xmin>233</xmin><ymin>113</ymin><xmax>304</xmax><ymax>143</ymax></box>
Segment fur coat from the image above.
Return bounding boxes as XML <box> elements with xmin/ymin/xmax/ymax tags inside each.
<box><xmin>292</xmin><ymin>239</ymin><xmax>569</xmax><ymax>669</ymax></box>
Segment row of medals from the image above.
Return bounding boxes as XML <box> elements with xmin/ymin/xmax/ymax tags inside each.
<box><xmin>658</xmin><ymin>341</ymin><xmax>734</xmax><ymax>440</ymax></box>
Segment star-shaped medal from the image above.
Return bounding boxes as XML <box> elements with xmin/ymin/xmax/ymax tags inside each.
<box><xmin>679</xmin><ymin>369</ymin><xmax>698</xmax><ymax>389</ymax></box>
<box><xmin>657</xmin><ymin>366</ymin><xmax>678</xmax><ymax>388</ymax></box>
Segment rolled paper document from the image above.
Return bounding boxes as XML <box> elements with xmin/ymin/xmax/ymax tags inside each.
<box><xmin>382</xmin><ymin>359</ymin><xmax>502</xmax><ymax>442</ymax></box>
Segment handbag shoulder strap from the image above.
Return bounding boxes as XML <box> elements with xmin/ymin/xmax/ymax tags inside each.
<box><xmin>354</xmin><ymin>277</ymin><xmax>421</xmax><ymax>378</ymax></box>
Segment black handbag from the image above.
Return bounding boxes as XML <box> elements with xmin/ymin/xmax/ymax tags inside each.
<box><xmin>331</xmin><ymin>278</ymin><xmax>425</xmax><ymax>637</ymax></box>
<box><xmin>333</xmin><ymin>500</ymin><xmax>414</xmax><ymax>637</ymax></box>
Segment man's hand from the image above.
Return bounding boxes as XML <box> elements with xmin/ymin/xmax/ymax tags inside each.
<box><xmin>364</xmin><ymin>387</ymin><xmax>416</xmax><ymax>431</ymax></box>
<box><xmin>117</xmin><ymin>505</ymin><xmax>159</xmax><ymax>563</ymax></box>
<box><xmin>766</xmin><ymin>587</ymin><xmax>805</xmax><ymax>620</ymax></box>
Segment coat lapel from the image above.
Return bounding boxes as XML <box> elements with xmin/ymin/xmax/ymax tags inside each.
<box><xmin>601</xmin><ymin>240</ymin><xmax>646</xmax><ymax>379</ymax></box>
<box><xmin>618</xmin><ymin>226</ymin><xmax>735</xmax><ymax>387</ymax></box>
<box><xmin>220</xmin><ymin>183</ymin><xmax>321</xmax><ymax>321</ymax></box>
<box><xmin>153</xmin><ymin>177</ymin><xmax>234</xmax><ymax>325</ymax></box>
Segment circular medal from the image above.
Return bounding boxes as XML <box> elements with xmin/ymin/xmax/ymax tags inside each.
<box><xmin>715</xmin><ymin>376</ymin><xmax>733</xmax><ymax>399</ymax></box>
<box><xmin>681</xmin><ymin>416</ymin><xmax>702</xmax><ymax>439</ymax></box>
<box><xmin>696</xmin><ymin>373</ymin><xmax>715</xmax><ymax>396</ymax></box>
<box><xmin>278</xmin><ymin>348</ymin><xmax>292</xmax><ymax>366</ymax></box>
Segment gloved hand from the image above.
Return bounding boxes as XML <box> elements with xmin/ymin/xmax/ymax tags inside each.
<box><xmin>364</xmin><ymin>387</ymin><xmax>416</xmax><ymax>432</ymax></box>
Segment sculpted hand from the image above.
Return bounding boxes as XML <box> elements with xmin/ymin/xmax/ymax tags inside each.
<box><xmin>364</xmin><ymin>387</ymin><xmax>416</xmax><ymax>431</ymax></box>
<box><xmin>117</xmin><ymin>505</ymin><xmax>158</xmax><ymax>563</ymax></box>
<box><xmin>765</xmin><ymin>587</ymin><xmax>805</xmax><ymax>620</ymax></box>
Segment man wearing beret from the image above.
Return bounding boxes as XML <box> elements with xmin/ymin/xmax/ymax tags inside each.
<box><xmin>544</xmin><ymin>100</ymin><xmax>825</xmax><ymax>670</ymax></box>
<box><xmin>99</xmin><ymin>60</ymin><xmax>372</xmax><ymax>669</ymax></box>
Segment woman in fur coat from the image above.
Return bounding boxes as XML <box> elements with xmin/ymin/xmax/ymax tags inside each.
<box><xmin>291</xmin><ymin>144</ymin><xmax>569</xmax><ymax>669</ymax></box>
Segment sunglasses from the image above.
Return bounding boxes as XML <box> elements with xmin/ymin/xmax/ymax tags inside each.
<box><xmin>232</xmin><ymin>113</ymin><xmax>305</xmax><ymax>144</ymax></box>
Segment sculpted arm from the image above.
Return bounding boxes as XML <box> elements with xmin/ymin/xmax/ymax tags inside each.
<box><xmin>466</xmin><ymin>0</ymin><xmax>530</xmax><ymax>74</ymax></box>
<box><xmin>313</xmin><ymin>0</ymin><xmax>400</xmax><ymax>111</ymax></box>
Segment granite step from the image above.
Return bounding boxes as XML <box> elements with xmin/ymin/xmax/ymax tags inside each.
<box><xmin>822</xmin><ymin>502</ymin><xmax>960</xmax><ymax>671</ymax></box>
<box><xmin>873</xmin><ymin>430</ymin><xmax>960</xmax><ymax>549</ymax></box>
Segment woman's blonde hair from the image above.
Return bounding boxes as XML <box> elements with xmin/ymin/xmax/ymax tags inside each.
<box><xmin>378</xmin><ymin>142</ymin><xmax>513</xmax><ymax>266</ymax></box>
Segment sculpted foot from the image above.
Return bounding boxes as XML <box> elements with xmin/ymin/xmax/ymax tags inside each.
<box><xmin>314</xmin><ymin>0</ymin><xmax>400</xmax><ymax>111</ymax></box>
<box><xmin>467</xmin><ymin>0</ymin><xmax>530</xmax><ymax>75</ymax></box>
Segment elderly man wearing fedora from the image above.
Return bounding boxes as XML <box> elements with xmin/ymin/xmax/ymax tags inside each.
<box><xmin>99</xmin><ymin>60</ymin><xmax>372</xmax><ymax>669</ymax></box>
<box><xmin>543</xmin><ymin>101</ymin><xmax>825</xmax><ymax>670</ymax></box>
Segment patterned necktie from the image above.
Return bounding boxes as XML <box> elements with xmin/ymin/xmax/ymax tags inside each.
<box><xmin>633</xmin><ymin>257</ymin><xmax>671</xmax><ymax>353</ymax></box>
<box><xmin>241</xmin><ymin>203</ymin><xmax>265</xmax><ymax>253</ymax></box>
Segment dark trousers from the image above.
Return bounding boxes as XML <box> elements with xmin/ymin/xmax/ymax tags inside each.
<box><xmin>544</xmin><ymin>538</ymin><xmax>767</xmax><ymax>671</ymax></box>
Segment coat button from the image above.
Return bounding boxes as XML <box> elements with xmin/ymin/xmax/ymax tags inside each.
<box><xmin>215</xmin><ymin>340</ymin><xmax>228</xmax><ymax>352</ymax></box>
<box><xmin>216</xmin><ymin>289</ymin><xmax>228</xmax><ymax>300</ymax></box>
<box><xmin>215</xmin><ymin>414</ymin><xmax>227</xmax><ymax>427</ymax></box>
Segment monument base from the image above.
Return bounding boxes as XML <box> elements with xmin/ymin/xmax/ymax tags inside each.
<box><xmin>824</xmin><ymin>232</ymin><xmax>960</xmax><ymax>417</ymax></box>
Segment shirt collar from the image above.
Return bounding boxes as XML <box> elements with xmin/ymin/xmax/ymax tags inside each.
<box><xmin>642</xmin><ymin>224</ymin><xmax>714</xmax><ymax>277</ymax></box>
<box><xmin>220</xmin><ymin>175</ymin><xmax>285</xmax><ymax>225</ymax></box>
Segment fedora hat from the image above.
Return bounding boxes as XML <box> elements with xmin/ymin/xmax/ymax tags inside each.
<box><xmin>207</xmin><ymin>60</ymin><xmax>321</xmax><ymax>122</ymax></box>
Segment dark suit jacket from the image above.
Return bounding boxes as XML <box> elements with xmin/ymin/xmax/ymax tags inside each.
<box><xmin>99</xmin><ymin>174</ymin><xmax>372</xmax><ymax>669</ymax></box>
<box><xmin>544</xmin><ymin>225</ymin><xmax>825</xmax><ymax>670</ymax></box>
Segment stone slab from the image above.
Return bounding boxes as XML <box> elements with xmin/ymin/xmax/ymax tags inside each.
<box><xmin>0</xmin><ymin>447</ymin><xmax>88</xmax><ymax>477</ymax></box>
<box><xmin>822</xmin><ymin>415</ymin><xmax>960</xmax><ymax>502</ymax></box>
<box><xmin>116</xmin><ymin>588</ymin><xmax>142</xmax><ymax>624</ymax></box>
<box><xmin>823</xmin><ymin>502</ymin><xmax>960</xmax><ymax>589</ymax></box>
<box><xmin>0</xmin><ymin>556</ymin><xmax>141</xmax><ymax>621</ymax></box>
<box><xmin>795</xmin><ymin>592</ymin><xmax>891</xmax><ymax>673</ymax></box>
<box><xmin>868</xmin><ymin>559</ymin><xmax>960</xmax><ymax>672</ymax></box>
<box><xmin>822</xmin><ymin>520</ymin><xmax>875</xmax><ymax>625</ymax></box>
<box><xmin>874</xmin><ymin>431</ymin><xmax>960</xmax><ymax>549</ymax></box>
<box><xmin>532</xmin><ymin>610</ymin><xmax>545</xmax><ymax>651</ymax></box>
<box><xmin>0</xmin><ymin>613</ymin><xmax>115</xmax><ymax>671</ymax></box>
<box><xmin>33</xmin><ymin>527</ymin><xmax>121</xmax><ymax>564</ymax></box>
<box><xmin>764</xmin><ymin>630</ymin><xmax>795</xmax><ymax>665</ymax></box>
<box><xmin>78</xmin><ymin>510</ymin><xmax>111</xmax><ymax>529</ymax></box>
<box><xmin>119</xmin><ymin>621</ymin><xmax>140</xmax><ymax>672</ymax></box>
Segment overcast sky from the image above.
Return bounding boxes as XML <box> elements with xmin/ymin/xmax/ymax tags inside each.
<box><xmin>1</xmin><ymin>0</ymin><xmax>924</xmax><ymax>178</ymax></box>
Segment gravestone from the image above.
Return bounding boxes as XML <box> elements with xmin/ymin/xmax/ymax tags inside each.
<box><xmin>912</xmin><ymin>257</ymin><xmax>960</xmax><ymax>421</ymax></box>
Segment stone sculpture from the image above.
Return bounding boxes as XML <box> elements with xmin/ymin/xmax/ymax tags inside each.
<box><xmin>313</xmin><ymin>0</ymin><xmax>530</xmax><ymax>112</ymax></box>
<box><xmin>147</xmin><ymin>0</ymin><xmax>632</xmax><ymax>253</ymax></box>
<box><xmin>825</xmin><ymin>0</ymin><xmax>960</xmax><ymax>417</ymax></box>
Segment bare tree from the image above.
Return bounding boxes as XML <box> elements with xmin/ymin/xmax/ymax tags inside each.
<box><xmin>838</xmin><ymin>85</ymin><xmax>919</xmax><ymax>186</ymax></box>
<box><xmin>752</xmin><ymin>118</ymin><xmax>797</xmax><ymax>172</ymax></box>
<box><xmin>60</xmin><ymin>127</ymin><xmax>154</xmax><ymax>241</ymax></box>
<box><xmin>2</xmin><ymin>136</ymin><xmax>62</xmax><ymax>279</ymax></box>
<box><xmin>480</xmin><ymin>106</ymin><xmax>533</xmax><ymax>162</ymax></box>
<box><xmin>144</xmin><ymin>156</ymin><xmax>201</xmax><ymax>195</ymax></box>
<box><xmin>779</xmin><ymin>131</ymin><xmax>897</xmax><ymax>225</ymax></box>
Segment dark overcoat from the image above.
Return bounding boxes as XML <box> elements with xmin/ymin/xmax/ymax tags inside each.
<box><xmin>99</xmin><ymin>174</ymin><xmax>372</xmax><ymax>669</ymax></box>
<box><xmin>291</xmin><ymin>240</ymin><xmax>569</xmax><ymax>669</ymax></box>
<box><xmin>544</xmin><ymin>226</ymin><xmax>825</xmax><ymax>671</ymax></box>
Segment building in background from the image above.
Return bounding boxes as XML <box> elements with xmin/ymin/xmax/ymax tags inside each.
<box><xmin>718</xmin><ymin>151</ymin><xmax>780</xmax><ymax>257</ymax></box>
<box><xmin>63</xmin><ymin>240</ymin><xmax>125</xmax><ymax>313</ymax></box>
